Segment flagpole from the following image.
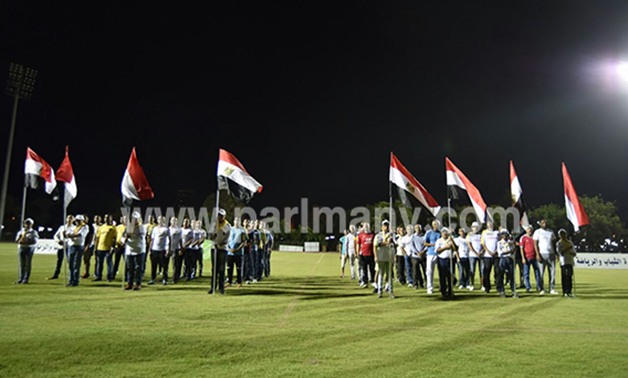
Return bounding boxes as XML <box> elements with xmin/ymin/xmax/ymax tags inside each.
<box><xmin>62</xmin><ymin>203</ymin><xmax>68</xmax><ymax>287</ymax></box>
<box><xmin>212</xmin><ymin>186</ymin><xmax>219</xmax><ymax>295</ymax></box>
<box><xmin>20</xmin><ymin>186</ymin><xmax>27</xmax><ymax>226</ymax></box>
<box><xmin>448</xmin><ymin>197</ymin><xmax>454</xmax><ymax>298</ymax></box>
<box><xmin>389</xmin><ymin>177</ymin><xmax>393</xmax><ymax>298</ymax></box>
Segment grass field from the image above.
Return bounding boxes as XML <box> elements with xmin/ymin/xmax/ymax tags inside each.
<box><xmin>1</xmin><ymin>243</ymin><xmax>628</xmax><ymax>377</ymax></box>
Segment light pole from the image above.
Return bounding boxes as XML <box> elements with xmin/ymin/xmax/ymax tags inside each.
<box><xmin>0</xmin><ymin>63</ymin><xmax>37</xmax><ymax>239</ymax></box>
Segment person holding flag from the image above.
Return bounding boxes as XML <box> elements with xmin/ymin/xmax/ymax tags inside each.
<box><xmin>209</xmin><ymin>208</ymin><xmax>231</xmax><ymax>295</ymax></box>
<box><xmin>64</xmin><ymin>214</ymin><xmax>89</xmax><ymax>286</ymax></box>
<box><xmin>556</xmin><ymin>229</ymin><xmax>577</xmax><ymax>297</ymax></box>
<box><xmin>374</xmin><ymin>220</ymin><xmax>395</xmax><ymax>299</ymax></box>
<box><xmin>15</xmin><ymin>218</ymin><xmax>38</xmax><ymax>284</ymax></box>
<box><xmin>123</xmin><ymin>211</ymin><xmax>147</xmax><ymax>290</ymax></box>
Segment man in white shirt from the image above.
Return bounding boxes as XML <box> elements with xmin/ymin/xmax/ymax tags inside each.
<box><xmin>374</xmin><ymin>220</ymin><xmax>395</xmax><ymax>299</ymax></box>
<box><xmin>533</xmin><ymin>219</ymin><xmax>557</xmax><ymax>295</ymax></box>
<box><xmin>409</xmin><ymin>224</ymin><xmax>426</xmax><ymax>289</ymax></box>
<box><xmin>65</xmin><ymin>214</ymin><xmax>89</xmax><ymax>287</ymax></box>
<box><xmin>123</xmin><ymin>212</ymin><xmax>147</xmax><ymax>290</ymax></box>
<box><xmin>149</xmin><ymin>216</ymin><xmax>170</xmax><ymax>285</ymax></box>
<box><xmin>209</xmin><ymin>209</ymin><xmax>231</xmax><ymax>295</ymax></box>
<box><xmin>466</xmin><ymin>221</ymin><xmax>483</xmax><ymax>291</ymax></box>
<box><xmin>480</xmin><ymin>222</ymin><xmax>499</xmax><ymax>293</ymax></box>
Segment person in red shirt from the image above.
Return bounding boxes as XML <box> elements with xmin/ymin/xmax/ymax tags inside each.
<box><xmin>356</xmin><ymin>223</ymin><xmax>375</xmax><ymax>288</ymax></box>
<box><xmin>519</xmin><ymin>225</ymin><xmax>542</xmax><ymax>293</ymax></box>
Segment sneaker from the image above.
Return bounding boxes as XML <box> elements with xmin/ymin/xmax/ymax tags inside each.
<box><xmin>466</xmin><ymin>285</ymin><xmax>472</xmax><ymax>290</ymax></box>
<box><xmin>539</xmin><ymin>290</ymin><xmax>545</xmax><ymax>295</ymax></box>
<box><xmin>408</xmin><ymin>283</ymin><xmax>414</xmax><ymax>288</ymax></box>
<box><xmin>252</xmin><ymin>279</ymin><xmax>258</xmax><ymax>283</ymax></box>
<box><xmin>93</xmin><ymin>278</ymin><xmax>102</xmax><ymax>282</ymax></box>
<box><xmin>512</xmin><ymin>293</ymin><xmax>519</xmax><ymax>298</ymax></box>
<box><xmin>427</xmin><ymin>289</ymin><xmax>433</xmax><ymax>295</ymax></box>
<box><xmin>481</xmin><ymin>287</ymin><xmax>487</xmax><ymax>293</ymax></box>
<box><xmin>359</xmin><ymin>282</ymin><xmax>366</xmax><ymax>288</ymax></box>
<box><xmin>133</xmin><ymin>284</ymin><xmax>141</xmax><ymax>291</ymax></box>
<box><xmin>124</xmin><ymin>284</ymin><xmax>132</xmax><ymax>290</ymax></box>
<box><xmin>147</xmin><ymin>280</ymin><xmax>155</xmax><ymax>285</ymax></box>
<box><xmin>458</xmin><ymin>285</ymin><xmax>464</xmax><ymax>290</ymax></box>
<box><xmin>162</xmin><ymin>280</ymin><xmax>168</xmax><ymax>285</ymax></box>
<box><xmin>526</xmin><ymin>288</ymin><xmax>531</xmax><ymax>293</ymax></box>
<box><xmin>550</xmin><ymin>290</ymin><xmax>558</xmax><ymax>295</ymax></box>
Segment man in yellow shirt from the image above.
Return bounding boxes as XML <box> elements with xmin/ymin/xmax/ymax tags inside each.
<box><xmin>111</xmin><ymin>215</ymin><xmax>127</xmax><ymax>281</ymax></box>
<box><xmin>94</xmin><ymin>214</ymin><xmax>117</xmax><ymax>282</ymax></box>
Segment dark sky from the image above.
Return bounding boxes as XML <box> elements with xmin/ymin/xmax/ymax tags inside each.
<box><xmin>2</xmin><ymin>1</ymin><xmax>628</xmax><ymax>222</ymax></box>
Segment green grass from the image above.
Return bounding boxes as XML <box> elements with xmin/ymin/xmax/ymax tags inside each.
<box><xmin>1</xmin><ymin>243</ymin><xmax>627</xmax><ymax>377</ymax></box>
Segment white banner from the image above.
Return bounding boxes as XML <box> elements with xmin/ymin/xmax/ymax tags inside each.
<box><xmin>575</xmin><ymin>253</ymin><xmax>628</xmax><ymax>269</ymax></box>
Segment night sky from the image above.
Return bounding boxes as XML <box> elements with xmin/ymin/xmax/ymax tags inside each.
<box><xmin>2</xmin><ymin>2</ymin><xmax>628</xmax><ymax>223</ymax></box>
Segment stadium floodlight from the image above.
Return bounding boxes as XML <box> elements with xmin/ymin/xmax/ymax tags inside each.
<box><xmin>615</xmin><ymin>61</ymin><xmax>628</xmax><ymax>82</ymax></box>
<box><xmin>0</xmin><ymin>63</ymin><xmax>38</xmax><ymax>239</ymax></box>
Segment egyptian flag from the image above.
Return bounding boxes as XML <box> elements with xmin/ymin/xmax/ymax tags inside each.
<box><xmin>445</xmin><ymin>157</ymin><xmax>488</xmax><ymax>224</ymax></box>
<box><xmin>389</xmin><ymin>152</ymin><xmax>440</xmax><ymax>216</ymax></box>
<box><xmin>510</xmin><ymin>160</ymin><xmax>529</xmax><ymax>227</ymax></box>
<box><xmin>121</xmin><ymin>147</ymin><xmax>154</xmax><ymax>205</ymax></box>
<box><xmin>562</xmin><ymin>162</ymin><xmax>589</xmax><ymax>232</ymax></box>
<box><xmin>217</xmin><ymin>149</ymin><xmax>263</xmax><ymax>204</ymax></box>
<box><xmin>24</xmin><ymin>147</ymin><xmax>56</xmax><ymax>194</ymax></box>
<box><xmin>56</xmin><ymin>146</ymin><xmax>77</xmax><ymax>209</ymax></box>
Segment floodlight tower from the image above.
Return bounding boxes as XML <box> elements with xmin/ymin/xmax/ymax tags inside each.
<box><xmin>0</xmin><ymin>63</ymin><xmax>37</xmax><ymax>239</ymax></box>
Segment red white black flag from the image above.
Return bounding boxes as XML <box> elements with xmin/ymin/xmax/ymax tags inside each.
<box><xmin>389</xmin><ymin>152</ymin><xmax>440</xmax><ymax>216</ymax></box>
<box><xmin>217</xmin><ymin>149</ymin><xmax>262</xmax><ymax>204</ymax></box>
<box><xmin>24</xmin><ymin>147</ymin><xmax>56</xmax><ymax>194</ymax></box>
<box><xmin>56</xmin><ymin>146</ymin><xmax>77</xmax><ymax>209</ymax></box>
<box><xmin>121</xmin><ymin>147</ymin><xmax>154</xmax><ymax>205</ymax></box>
<box><xmin>562</xmin><ymin>162</ymin><xmax>589</xmax><ymax>232</ymax></box>
<box><xmin>446</xmin><ymin>157</ymin><xmax>488</xmax><ymax>224</ymax></box>
<box><xmin>510</xmin><ymin>160</ymin><xmax>529</xmax><ymax>227</ymax></box>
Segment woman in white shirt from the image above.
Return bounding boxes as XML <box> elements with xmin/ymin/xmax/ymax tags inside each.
<box><xmin>454</xmin><ymin>228</ymin><xmax>471</xmax><ymax>290</ymax></box>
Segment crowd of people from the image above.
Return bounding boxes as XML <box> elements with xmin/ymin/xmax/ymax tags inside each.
<box><xmin>339</xmin><ymin>218</ymin><xmax>577</xmax><ymax>299</ymax></box>
<box><xmin>14</xmin><ymin>209</ymin><xmax>274</xmax><ymax>294</ymax></box>
<box><xmin>14</xmin><ymin>211</ymin><xmax>578</xmax><ymax>300</ymax></box>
